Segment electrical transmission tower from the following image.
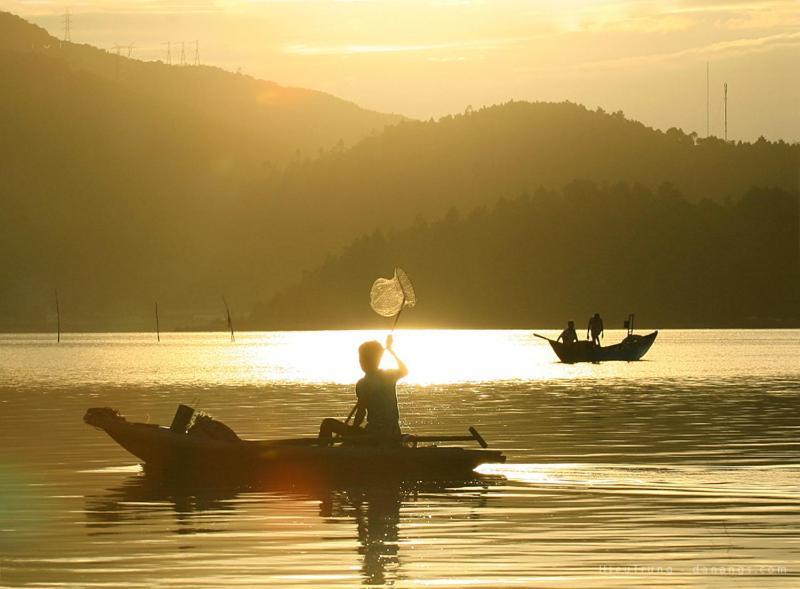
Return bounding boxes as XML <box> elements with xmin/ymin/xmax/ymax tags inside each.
<box><xmin>194</xmin><ymin>40</ymin><xmax>200</xmax><ymax>66</ymax></box>
<box><xmin>180</xmin><ymin>41</ymin><xmax>186</xmax><ymax>65</ymax></box>
<box><xmin>62</xmin><ymin>8</ymin><xmax>72</xmax><ymax>42</ymax></box>
<box><xmin>162</xmin><ymin>41</ymin><xmax>172</xmax><ymax>65</ymax></box>
<box><xmin>111</xmin><ymin>44</ymin><xmax>133</xmax><ymax>81</ymax></box>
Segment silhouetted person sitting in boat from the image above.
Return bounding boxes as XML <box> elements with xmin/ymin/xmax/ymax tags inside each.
<box><xmin>557</xmin><ymin>321</ymin><xmax>578</xmax><ymax>344</ymax></box>
<box><xmin>587</xmin><ymin>313</ymin><xmax>604</xmax><ymax>346</ymax></box>
<box><xmin>318</xmin><ymin>335</ymin><xmax>409</xmax><ymax>445</ymax></box>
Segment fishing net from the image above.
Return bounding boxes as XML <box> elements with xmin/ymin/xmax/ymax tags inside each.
<box><xmin>370</xmin><ymin>268</ymin><xmax>417</xmax><ymax>317</ymax></box>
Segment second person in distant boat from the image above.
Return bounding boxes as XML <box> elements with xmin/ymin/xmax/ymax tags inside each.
<box><xmin>587</xmin><ymin>313</ymin><xmax>604</xmax><ymax>346</ymax></box>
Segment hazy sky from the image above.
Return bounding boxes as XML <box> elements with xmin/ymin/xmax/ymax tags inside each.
<box><xmin>4</xmin><ymin>0</ymin><xmax>799</xmax><ymax>141</ymax></box>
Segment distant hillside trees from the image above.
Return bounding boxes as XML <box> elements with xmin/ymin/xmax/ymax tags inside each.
<box><xmin>246</xmin><ymin>101</ymin><xmax>800</xmax><ymax>293</ymax></box>
<box><xmin>2</xmin><ymin>11</ymin><xmax>798</xmax><ymax>330</ymax></box>
<box><xmin>250</xmin><ymin>182</ymin><xmax>800</xmax><ymax>329</ymax></box>
<box><xmin>0</xmin><ymin>11</ymin><xmax>400</xmax><ymax>330</ymax></box>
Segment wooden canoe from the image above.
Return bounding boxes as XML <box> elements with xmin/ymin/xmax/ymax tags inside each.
<box><xmin>542</xmin><ymin>331</ymin><xmax>658</xmax><ymax>363</ymax></box>
<box><xmin>84</xmin><ymin>408</ymin><xmax>506</xmax><ymax>480</ymax></box>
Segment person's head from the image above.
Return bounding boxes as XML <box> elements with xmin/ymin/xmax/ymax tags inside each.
<box><xmin>568</xmin><ymin>320</ymin><xmax>575</xmax><ymax>328</ymax></box>
<box><xmin>594</xmin><ymin>313</ymin><xmax>600</xmax><ymax>319</ymax></box>
<box><xmin>358</xmin><ymin>340</ymin><xmax>384</xmax><ymax>373</ymax></box>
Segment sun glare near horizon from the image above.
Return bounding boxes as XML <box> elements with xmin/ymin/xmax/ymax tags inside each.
<box><xmin>4</xmin><ymin>0</ymin><xmax>799</xmax><ymax>141</ymax></box>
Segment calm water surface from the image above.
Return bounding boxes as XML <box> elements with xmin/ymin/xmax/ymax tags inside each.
<box><xmin>1</xmin><ymin>329</ymin><xmax>798</xmax><ymax>587</ymax></box>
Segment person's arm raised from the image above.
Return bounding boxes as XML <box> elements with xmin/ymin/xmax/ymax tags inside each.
<box><xmin>385</xmin><ymin>335</ymin><xmax>409</xmax><ymax>379</ymax></box>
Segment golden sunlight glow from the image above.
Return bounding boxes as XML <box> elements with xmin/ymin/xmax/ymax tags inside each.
<box><xmin>10</xmin><ymin>0</ymin><xmax>800</xmax><ymax>141</ymax></box>
<box><xmin>237</xmin><ymin>329</ymin><xmax>618</xmax><ymax>385</ymax></box>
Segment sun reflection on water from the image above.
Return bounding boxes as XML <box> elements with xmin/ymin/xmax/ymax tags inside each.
<box><xmin>240</xmin><ymin>329</ymin><xmax>603</xmax><ymax>385</ymax></box>
<box><xmin>1</xmin><ymin>329</ymin><xmax>798</xmax><ymax>388</ymax></box>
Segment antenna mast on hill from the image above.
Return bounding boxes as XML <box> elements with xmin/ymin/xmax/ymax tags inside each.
<box><xmin>724</xmin><ymin>82</ymin><xmax>728</xmax><ymax>141</ymax></box>
<box><xmin>706</xmin><ymin>62</ymin><xmax>710</xmax><ymax>138</ymax></box>
<box><xmin>62</xmin><ymin>8</ymin><xmax>72</xmax><ymax>43</ymax></box>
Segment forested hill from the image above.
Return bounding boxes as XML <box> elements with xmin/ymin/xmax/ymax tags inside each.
<box><xmin>2</xmin><ymin>9</ymin><xmax>797</xmax><ymax>331</ymax></box>
<box><xmin>0</xmin><ymin>12</ymin><xmax>402</xmax><ymax>163</ymax></box>
<box><xmin>250</xmin><ymin>182</ymin><xmax>800</xmax><ymax>329</ymax></box>
<box><xmin>255</xmin><ymin>101</ymin><xmax>799</xmax><ymax>247</ymax></box>
<box><xmin>0</xmin><ymin>11</ymin><xmax>399</xmax><ymax>331</ymax></box>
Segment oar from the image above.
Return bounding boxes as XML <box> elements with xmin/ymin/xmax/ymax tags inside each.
<box><xmin>344</xmin><ymin>402</ymin><xmax>358</xmax><ymax>425</ymax></box>
<box><xmin>533</xmin><ymin>332</ymin><xmax>556</xmax><ymax>343</ymax></box>
<box><xmin>410</xmin><ymin>427</ymin><xmax>488</xmax><ymax>448</ymax></box>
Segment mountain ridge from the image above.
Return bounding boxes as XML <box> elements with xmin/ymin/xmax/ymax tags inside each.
<box><xmin>0</xmin><ymin>11</ymin><xmax>404</xmax><ymax>163</ymax></box>
<box><xmin>2</xmin><ymin>11</ymin><xmax>797</xmax><ymax>331</ymax></box>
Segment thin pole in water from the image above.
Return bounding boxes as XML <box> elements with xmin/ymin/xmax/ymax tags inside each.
<box><xmin>55</xmin><ymin>289</ymin><xmax>61</xmax><ymax>343</ymax></box>
<box><xmin>154</xmin><ymin>301</ymin><xmax>160</xmax><ymax>342</ymax></box>
<box><xmin>223</xmin><ymin>296</ymin><xmax>235</xmax><ymax>343</ymax></box>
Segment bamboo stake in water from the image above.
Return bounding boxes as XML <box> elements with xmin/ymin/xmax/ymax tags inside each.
<box><xmin>223</xmin><ymin>296</ymin><xmax>235</xmax><ymax>343</ymax></box>
<box><xmin>154</xmin><ymin>301</ymin><xmax>160</xmax><ymax>342</ymax></box>
<box><xmin>55</xmin><ymin>288</ymin><xmax>61</xmax><ymax>343</ymax></box>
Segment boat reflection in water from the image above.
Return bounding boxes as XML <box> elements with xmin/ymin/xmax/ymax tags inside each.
<box><xmin>84</xmin><ymin>470</ymin><xmax>499</xmax><ymax>586</ymax></box>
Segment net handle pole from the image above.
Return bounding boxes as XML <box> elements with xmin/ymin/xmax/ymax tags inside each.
<box><xmin>344</xmin><ymin>402</ymin><xmax>358</xmax><ymax>425</ymax></box>
<box><xmin>390</xmin><ymin>295</ymin><xmax>406</xmax><ymax>332</ymax></box>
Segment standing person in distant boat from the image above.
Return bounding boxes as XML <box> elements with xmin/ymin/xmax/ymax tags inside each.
<box><xmin>557</xmin><ymin>321</ymin><xmax>578</xmax><ymax>345</ymax></box>
<box><xmin>587</xmin><ymin>313</ymin><xmax>604</xmax><ymax>346</ymax></box>
<box><xmin>318</xmin><ymin>335</ymin><xmax>409</xmax><ymax>445</ymax></box>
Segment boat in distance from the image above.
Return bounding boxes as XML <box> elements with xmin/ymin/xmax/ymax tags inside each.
<box><xmin>536</xmin><ymin>330</ymin><xmax>658</xmax><ymax>363</ymax></box>
<box><xmin>84</xmin><ymin>407</ymin><xmax>506</xmax><ymax>480</ymax></box>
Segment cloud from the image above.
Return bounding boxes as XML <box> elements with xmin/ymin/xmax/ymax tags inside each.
<box><xmin>283</xmin><ymin>36</ymin><xmax>529</xmax><ymax>56</ymax></box>
<box><xmin>562</xmin><ymin>0</ymin><xmax>800</xmax><ymax>34</ymax></box>
<box><xmin>576</xmin><ymin>30</ymin><xmax>800</xmax><ymax>71</ymax></box>
<box><xmin>0</xmin><ymin>0</ymin><xmax>226</xmax><ymax>15</ymax></box>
